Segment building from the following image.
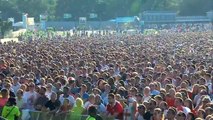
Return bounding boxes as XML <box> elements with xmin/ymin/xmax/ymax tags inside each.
<box><xmin>141</xmin><ymin>11</ymin><xmax>213</xmax><ymax>24</ymax></box>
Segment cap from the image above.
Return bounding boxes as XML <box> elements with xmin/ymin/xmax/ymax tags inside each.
<box><xmin>68</xmin><ymin>77</ymin><xmax>75</xmax><ymax>81</ymax></box>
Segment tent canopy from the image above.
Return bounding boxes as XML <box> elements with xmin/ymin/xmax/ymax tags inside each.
<box><xmin>13</xmin><ymin>22</ymin><xmax>23</xmax><ymax>27</ymax></box>
<box><xmin>109</xmin><ymin>17</ymin><xmax>135</xmax><ymax>23</ymax></box>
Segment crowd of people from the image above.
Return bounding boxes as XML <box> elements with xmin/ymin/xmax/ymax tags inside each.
<box><xmin>0</xmin><ymin>31</ymin><xmax>213</xmax><ymax>120</ymax></box>
<box><xmin>145</xmin><ymin>23</ymin><xmax>213</xmax><ymax>33</ymax></box>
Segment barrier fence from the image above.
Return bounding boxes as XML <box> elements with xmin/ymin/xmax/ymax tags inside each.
<box><xmin>0</xmin><ymin>107</ymin><xmax>133</xmax><ymax>120</ymax></box>
<box><xmin>19</xmin><ymin>110</ymin><xmax>119</xmax><ymax>120</ymax></box>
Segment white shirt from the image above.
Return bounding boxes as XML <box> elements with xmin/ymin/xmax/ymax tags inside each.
<box><xmin>16</xmin><ymin>97</ymin><xmax>27</xmax><ymax>109</ymax></box>
<box><xmin>183</xmin><ymin>107</ymin><xmax>191</xmax><ymax>115</ymax></box>
<box><xmin>135</xmin><ymin>112</ymin><xmax>145</xmax><ymax>120</ymax></box>
<box><xmin>84</xmin><ymin>101</ymin><xmax>93</xmax><ymax>109</ymax></box>
<box><xmin>143</xmin><ymin>96</ymin><xmax>151</xmax><ymax>102</ymax></box>
<box><xmin>12</xmin><ymin>83</ymin><xmax>21</xmax><ymax>94</ymax></box>
<box><xmin>101</xmin><ymin>64</ymin><xmax>109</xmax><ymax>71</ymax></box>
<box><xmin>45</xmin><ymin>91</ymin><xmax>53</xmax><ymax>100</ymax></box>
<box><xmin>208</xmin><ymin>83</ymin><xmax>212</xmax><ymax>94</ymax></box>
<box><xmin>23</xmin><ymin>91</ymin><xmax>38</xmax><ymax>110</ymax></box>
<box><xmin>59</xmin><ymin>94</ymin><xmax>75</xmax><ymax>106</ymax></box>
<box><xmin>23</xmin><ymin>91</ymin><xmax>38</xmax><ymax>102</ymax></box>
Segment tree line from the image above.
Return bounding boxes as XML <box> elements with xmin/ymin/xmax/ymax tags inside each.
<box><xmin>0</xmin><ymin>0</ymin><xmax>212</xmax><ymax>22</ymax></box>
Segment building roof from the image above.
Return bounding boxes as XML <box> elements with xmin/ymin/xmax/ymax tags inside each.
<box><xmin>109</xmin><ymin>17</ymin><xmax>135</xmax><ymax>23</ymax></box>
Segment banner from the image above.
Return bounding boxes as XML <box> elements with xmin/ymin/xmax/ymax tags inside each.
<box><xmin>79</xmin><ymin>17</ymin><xmax>87</xmax><ymax>24</ymax></box>
<box><xmin>64</xmin><ymin>13</ymin><xmax>72</xmax><ymax>19</ymax></box>
<box><xmin>27</xmin><ymin>18</ymin><xmax>35</xmax><ymax>26</ymax></box>
<box><xmin>89</xmin><ymin>13</ymin><xmax>98</xmax><ymax>19</ymax></box>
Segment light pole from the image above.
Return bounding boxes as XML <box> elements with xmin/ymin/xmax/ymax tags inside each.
<box><xmin>0</xmin><ymin>12</ymin><xmax>2</xmax><ymax>39</ymax></box>
<box><xmin>0</xmin><ymin>11</ymin><xmax>2</xmax><ymax>19</ymax></box>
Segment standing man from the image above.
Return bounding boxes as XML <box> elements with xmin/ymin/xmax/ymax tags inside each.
<box><xmin>106</xmin><ymin>93</ymin><xmax>123</xmax><ymax>120</ymax></box>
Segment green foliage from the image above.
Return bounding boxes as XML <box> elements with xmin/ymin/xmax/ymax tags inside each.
<box><xmin>0</xmin><ymin>19</ymin><xmax>12</xmax><ymax>38</ymax></box>
<box><xmin>0</xmin><ymin>0</ymin><xmax>212</xmax><ymax>21</ymax></box>
<box><xmin>0</xmin><ymin>0</ymin><xmax>20</xmax><ymax>19</ymax></box>
<box><xmin>179</xmin><ymin>0</ymin><xmax>213</xmax><ymax>16</ymax></box>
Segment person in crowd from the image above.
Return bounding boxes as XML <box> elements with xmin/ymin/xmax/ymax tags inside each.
<box><xmin>101</xmin><ymin>83</ymin><xmax>111</xmax><ymax>105</ymax></box>
<box><xmin>94</xmin><ymin>94</ymin><xmax>106</xmax><ymax>115</ymax></box>
<box><xmin>166</xmin><ymin>88</ymin><xmax>176</xmax><ymax>107</ymax></box>
<box><xmin>45</xmin><ymin>83</ymin><xmax>54</xmax><ymax>100</ymax></box>
<box><xmin>16</xmin><ymin>89</ymin><xmax>26</xmax><ymax>110</ymax></box>
<box><xmin>206</xmin><ymin>107</ymin><xmax>213</xmax><ymax>117</ymax></box>
<box><xmin>1</xmin><ymin>97</ymin><xmax>20</xmax><ymax>120</ymax></box>
<box><xmin>143</xmin><ymin>87</ymin><xmax>152</xmax><ymax>102</ymax></box>
<box><xmin>42</xmin><ymin>92</ymin><xmax>60</xmax><ymax>114</ymax></box>
<box><xmin>115</xmin><ymin>94</ymin><xmax>127</xmax><ymax>108</ymax></box>
<box><xmin>70</xmin><ymin>98</ymin><xmax>85</xmax><ymax>120</ymax></box>
<box><xmin>106</xmin><ymin>93</ymin><xmax>123</xmax><ymax>120</ymax></box>
<box><xmin>165</xmin><ymin>107</ymin><xmax>177</xmax><ymax>120</ymax></box>
<box><xmin>144</xmin><ymin>99</ymin><xmax>156</xmax><ymax>120</ymax></box>
<box><xmin>79</xmin><ymin>84</ymin><xmax>89</xmax><ymax>102</ymax></box>
<box><xmin>84</xmin><ymin>94</ymin><xmax>95</xmax><ymax>110</ymax></box>
<box><xmin>0</xmin><ymin>30</ymin><xmax>213</xmax><ymax>120</ymax></box>
<box><xmin>23</xmin><ymin>82</ymin><xmax>38</xmax><ymax>110</ymax></box>
<box><xmin>135</xmin><ymin>93</ymin><xmax>143</xmax><ymax>105</ymax></box>
<box><xmin>186</xmin><ymin>112</ymin><xmax>196</xmax><ymax>120</ymax></box>
<box><xmin>12</xmin><ymin>77</ymin><xmax>21</xmax><ymax>95</ymax></box>
<box><xmin>0</xmin><ymin>89</ymin><xmax>9</xmax><ymax>109</ymax></box>
<box><xmin>175</xmin><ymin>111</ymin><xmax>186</xmax><ymax>120</ymax></box>
<box><xmin>34</xmin><ymin>86</ymin><xmax>49</xmax><ymax>111</ymax></box>
<box><xmin>86</xmin><ymin>105</ymin><xmax>103</xmax><ymax>120</ymax></box>
<box><xmin>175</xmin><ymin>97</ymin><xmax>191</xmax><ymax>114</ymax></box>
<box><xmin>151</xmin><ymin>108</ymin><xmax>164</xmax><ymax>120</ymax></box>
<box><xmin>59</xmin><ymin>86</ymin><xmax>75</xmax><ymax>108</ymax></box>
<box><xmin>57</xmin><ymin>98</ymin><xmax>72</xmax><ymax>113</ymax></box>
<box><xmin>197</xmin><ymin>109</ymin><xmax>206</xmax><ymax>119</ymax></box>
<box><xmin>127</xmin><ymin>87</ymin><xmax>138</xmax><ymax>120</ymax></box>
<box><xmin>3</xmin><ymin>82</ymin><xmax>15</xmax><ymax>98</ymax></box>
<box><xmin>135</xmin><ymin>104</ymin><xmax>146</xmax><ymax>120</ymax></box>
<box><xmin>149</xmin><ymin>83</ymin><xmax>160</xmax><ymax>96</ymax></box>
<box><xmin>159</xmin><ymin>101</ymin><xmax>169</xmax><ymax>117</ymax></box>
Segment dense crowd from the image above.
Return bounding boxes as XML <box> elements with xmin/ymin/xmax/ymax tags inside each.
<box><xmin>0</xmin><ymin>31</ymin><xmax>213</xmax><ymax>120</ymax></box>
<box><xmin>145</xmin><ymin>23</ymin><xmax>213</xmax><ymax>33</ymax></box>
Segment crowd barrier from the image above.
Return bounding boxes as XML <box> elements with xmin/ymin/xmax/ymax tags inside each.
<box><xmin>0</xmin><ymin>107</ymin><xmax>133</xmax><ymax>120</ymax></box>
<box><xmin>19</xmin><ymin>110</ymin><xmax>120</xmax><ymax>120</ymax></box>
<box><xmin>23</xmin><ymin>111</ymin><xmax>88</xmax><ymax>120</ymax></box>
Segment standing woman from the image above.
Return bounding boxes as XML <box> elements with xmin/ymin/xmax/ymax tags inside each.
<box><xmin>151</xmin><ymin>108</ymin><xmax>164</xmax><ymax>120</ymax></box>
<box><xmin>0</xmin><ymin>89</ymin><xmax>9</xmax><ymax>114</ymax></box>
<box><xmin>1</xmin><ymin>97</ymin><xmax>20</xmax><ymax>120</ymax></box>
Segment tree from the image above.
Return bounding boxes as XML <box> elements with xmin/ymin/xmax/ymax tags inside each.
<box><xmin>1</xmin><ymin>0</ymin><xmax>213</xmax><ymax>21</ymax></box>
<box><xmin>55</xmin><ymin>0</ymin><xmax>99</xmax><ymax>21</ymax></box>
<box><xmin>0</xmin><ymin>19</ymin><xmax>12</xmax><ymax>38</ymax></box>
<box><xmin>0</xmin><ymin>0</ymin><xmax>21</xmax><ymax>21</ymax></box>
<box><xmin>15</xmin><ymin>0</ymin><xmax>57</xmax><ymax>21</ymax></box>
<box><xmin>179</xmin><ymin>0</ymin><xmax>213</xmax><ymax>16</ymax></box>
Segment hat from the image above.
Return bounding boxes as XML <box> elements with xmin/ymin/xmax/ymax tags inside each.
<box><xmin>68</xmin><ymin>77</ymin><xmax>75</xmax><ymax>81</ymax></box>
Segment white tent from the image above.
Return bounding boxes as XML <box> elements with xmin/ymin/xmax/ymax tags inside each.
<box><xmin>13</xmin><ymin>22</ymin><xmax>23</xmax><ymax>27</ymax></box>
